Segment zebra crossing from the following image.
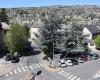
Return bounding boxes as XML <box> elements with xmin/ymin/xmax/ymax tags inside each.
<box><xmin>5</xmin><ymin>63</ymin><xmax>42</xmax><ymax>77</ymax></box>
<box><xmin>57</xmin><ymin>70</ymin><xmax>84</xmax><ymax>80</ymax></box>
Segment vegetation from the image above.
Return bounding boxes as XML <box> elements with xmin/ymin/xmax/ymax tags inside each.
<box><xmin>0</xmin><ymin>8</ymin><xmax>9</xmax><ymax>24</ymax></box>
<box><xmin>4</xmin><ymin>24</ymin><xmax>29</xmax><ymax>56</ymax></box>
<box><xmin>94</xmin><ymin>35</ymin><xmax>100</xmax><ymax>49</ymax></box>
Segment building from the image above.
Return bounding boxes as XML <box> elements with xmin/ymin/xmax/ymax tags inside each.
<box><xmin>83</xmin><ymin>25</ymin><xmax>100</xmax><ymax>40</ymax></box>
<box><xmin>0</xmin><ymin>22</ymin><xmax>10</xmax><ymax>55</ymax></box>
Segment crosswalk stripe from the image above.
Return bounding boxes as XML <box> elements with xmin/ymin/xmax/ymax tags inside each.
<box><xmin>33</xmin><ymin>65</ymin><xmax>38</xmax><ymax>68</ymax></box>
<box><xmin>61</xmin><ymin>72</ymin><xmax>67</xmax><ymax>76</ymax></box>
<box><xmin>58</xmin><ymin>70</ymin><xmax>64</xmax><ymax>74</ymax></box>
<box><xmin>25</xmin><ymin>66</ymin><xmax>29</xmax><ymax>69</ymax></box>
<box><xmin>71</xmin><ymin>76</ymin><xmax>77</xmax><ymax>80</ymax></box>
<box><xmin>5</xmin><ymin>74</ymin><xmax>9</xmax><ymax>77</ymax></box>
<box><xmin>21</xmin><ymin>67</ymin><xmax>26</xmax><ymax>71</ymax></box>
<box><xmin>38</xmin><ymin>63</ymin><xmax>43</xmax><ymax>67</ymax></box>
<box><xmin>29</xmin><ymin>65</ymin><xmax>34</xmax><ymax>69</ymax></box>
<box><xmin>13</xmin><ymin>69</ymin><xmax>17</xmax><ymax>74</ymax></box>
<box><xmin>10</xmin><ymin>71</ymin><xmax>13</xmax><ymax>75</ymax></box>
<box><xmin>17</xmin><ymin>68</ymin><xmax>22</xmax><ymax>73</ymax></box>
<box><xmin>76</xmin><ymin>78</ymin><xmax>81</xmax><ymax>80</ymax></box>
<box><xmin>64</xmin><ymin>73</ymin><xmax>70</xmax><ymax>77</ymax></box>
<box><xmin>68</xmin><ymin>75</ymin><xmax>74</xmax><ymax>79</ymax></box>
<box><xmin>35</xmin><ymin>64</ymin><xmax>40</xmax><ymax>67</ymax></box>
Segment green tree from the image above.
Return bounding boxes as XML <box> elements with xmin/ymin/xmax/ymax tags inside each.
<box><xmin>0</xmin><ymin>8</ymin><xmax>9</xmax><ymax>24</ymax></box>
<box><xmin>4</xmin><ymin>24</ymin><xmax>29</xmax><ymax>55</ymax></box>
<box><xmin>38</xmin><ymin>14</ymin><xmax>63</xmax><ymax>58</ymax></box>
<box><xmin>94</xmin><ymin>35</ymin><xmax>100</xmax><ymax>48</ymax></box>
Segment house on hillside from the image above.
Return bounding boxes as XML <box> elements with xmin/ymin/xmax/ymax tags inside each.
<box><xmin>83</xmin><ymin>25</ymin><xmax>100</xmax><ymax>40</ymax></box>
<box><xmin>0</xmin><ymin>22</ymin><xmax>10</xmax><ymax>55</ymax></box>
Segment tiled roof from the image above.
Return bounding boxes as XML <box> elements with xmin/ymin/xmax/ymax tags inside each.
<box><xmin>86</xmin><ymin>25</ymin><xmax>100</xmax><ymax>35</ymax></box>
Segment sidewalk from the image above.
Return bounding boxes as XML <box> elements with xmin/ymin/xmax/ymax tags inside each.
<box><xmin>0</xmin><ymin>58</ymin><xmax>15</xmax><ymax>76</ymax></box>
<box><xmin>37</xmin><ymin>52</ymin><xmax>61</xmax><ymax>72</ymax></box>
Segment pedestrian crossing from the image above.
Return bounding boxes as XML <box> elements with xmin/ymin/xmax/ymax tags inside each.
<box><xmin>57</xmin><ymin>70</ymin><xmax>84</xmax><ymax>80</ymax></box>
<box><xmin>5</xmin><ymin>63</ymin><xmax>42</xmax><ymax>77</ymax></box>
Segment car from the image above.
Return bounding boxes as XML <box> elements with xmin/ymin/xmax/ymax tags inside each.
<box><xmin>11</xmin><ymin>57</ymin><xmax>19</xmax><ymax>63</ymax></box>
<box><xmin>88</xmin><ymin>52</ymin><xmax>99</xmax><ymax>60</ymax></box>
<box><xmin>71</xmin><ymin>58</ymin><xmax>78</xmax><ymax>65</ymax></box>
<box><xmin>65</xmin><ymin>59</ymin><xmax>73</xmax><ymax>66</ymax></box>
<box><xmin>5</xmin><ymin>54</ymin><xmax>12</xmax><ymax>61</ymax></box>
<box><xmin>78</xmin><ymin>57</ymin><xmax>84</xmax><ymax>63</ymax></box>
<box><xmin>58</xmin><ymin>59</ymin><xmax>67</xmax><ymax>67</ymax></box>
<box><xmin>79</xmin><ymin>55</ymin><xmax>88</xmax><ymax>62</ymax></box>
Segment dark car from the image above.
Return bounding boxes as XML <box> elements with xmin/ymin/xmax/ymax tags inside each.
<box><xmin>11</xmin><ymin>57</ymin><xmax>19</xmax><ymax>63</ymax></box>
<box><xmin>71</xmin><ymin>58</ymin><xmax>78</xmax><ymax>65</ymax></box>
<box><xmin>88</xmin><ymin>52</ymin><xmax>99</xmax><ymax>60</ymax></box>
<box><xmin>79</xmin><ymin>55</ymin><xmax>88</xmax><ymax>62</ymax></box>
<box><xmin>5</xmin><ymin>54</ymin><xmax>12</xmax><ymax>61</ymax></box>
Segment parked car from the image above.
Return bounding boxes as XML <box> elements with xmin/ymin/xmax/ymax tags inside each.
<box><xmin>78</xmin><ymin>57</ymin><xmax>84</xmax><ymax>63</ymax></box>
<box><xmin>58</xmin><ymin>59</ymin><xmax>67</xmax><ymax>67</ymax></box>
<box><xmin>65</xmin><ymin>59</ymin><xmax>73</xmax><ymax>66</ymax></box>
<box><xmin>5</xmin><ymin>54</ymin><xmax>12</xmax><ymax>61</ymax></box>
<box><xmin>11</xmin><ymin>57</ymin><xmax>19</xmax><ymax>63</ymax></box>
<box><xmin>88</xmin><ymin>52</ymin><xmax>99</xmax><ymax>60</ymax></box>
<box><xmin>71</xmin><ymin>58</ymin><xmax>78</xmax><ymax>65</ymax></box>
<box><xmin>79</xmin><ymin>54</ymin><xmax>88</xmax><ymax>62</ymax></box>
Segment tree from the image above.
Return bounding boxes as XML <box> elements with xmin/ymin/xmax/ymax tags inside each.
<box><xmin>94</xmin><ymin>35</ymin><xmax>100</xmax><ymax>49</ymax></box>
<box><xmin>4</xmin><ymin>24</ymin><xmax>29</xmax><ymax>56</ymax></box>
<box><xmin>38</xmin><ymin>14</ymin><xmax>63</xmax><ymax>58</ymax></box>
<box><xmin>0</xmin><ymin>8</ymin><xmax>9</xmax><ymax>24</ymax></box>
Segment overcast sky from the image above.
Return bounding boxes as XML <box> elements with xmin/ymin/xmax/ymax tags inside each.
<box><xmin>0</xmin><ymin>0</ymin><xmax>100</xmax><ymax>8</ymax></box>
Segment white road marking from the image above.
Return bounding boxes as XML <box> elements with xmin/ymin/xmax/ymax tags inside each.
<box><xmin>17</xmin><ymin>68</ymin><xmax>22</xmax><ymax>73</ymax></box>
<box><xmin>71</xmin><ymin>76</ymin><xmax>77</xmax><ymax>80</ymax></box>
<box><xmin>33</xmin><ymin>65</ymin><xmax>38</xmax><ymax>68</ymax></box>
<box><xmin>58</xmin><ymin>70</ymin><xmax>64</xmax><ymax>74</ymax></box>
<box><xmin>13</xmin><ymin>69</ymin><xmax>17</xmax><ymax>74</ymax></box>
<box><xmin>38</xmin><ymin>63</ymin><xmax>43</xmax><ymax>67</ymax></box>
<box><xmin>10</xmin><ymin>71</ymin><xmax>13</xmax><ymax>75</ymax></box>
<box><xmin>5</xmin><ymin>74</ymin><xmax>9</xmax><ymax>77</ymax></box>
<box><xmin>76</xmin><ymin>78</ymin><xmax>81</xmax><ymax>80</ymax></box>
<box><xmin>25</xmin><ymin>66</ymin><xmax>29</xmax><ymax>69</ymax></box>
<box><xmin>67</xmin><ymin>75</ymin><xmax>74</xmax><ymax>79</ymax></box>
<box><xmin>64</xmin><ymin>73</ymin><xmax>70</xmax><ymax>77</ymax></box>
<box><xmin>29</xmin><ymin>65</ymin><xmax>34</xmax><ymax>69</ymax></box>
<box><xmin>21</xmin><ymin>67</ymin><xmax>26</xmax><ymax>71</ymax></box>
<box><xmin>61</xmin><ymin>72</ymin><xmax>67</xmax><ymax>76</ymax></box>
<box><xmin>35</xmin><ymin>64</ymin><xmax>40</xmax><ymax>67</ymax></box>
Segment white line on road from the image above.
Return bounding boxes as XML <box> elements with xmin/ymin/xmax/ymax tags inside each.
<box><xmin>13</xmin><ymin>69</ymin><xmax>17</xmax><ymax>74</ymax></box>
<box><xmin>76</xmin><ymin>78</ymin><xmax>81</xmax><ymax>80</ymax></box>
<box><xmin>71</xmin><ymin>76</ymin><xmax>77</xmax><ymax>80</ymax></box>
<box><xmin>58</xmin><ymin>70</ymin><xmax>64</xmax><ymax>74</ymax></box>
<box><xmin>10</xmin><ymin>71</ymin><xmax>13</xmax><ymax>75</ymax></box>
<box><xmin>61</xmin><ymin>72</ymin><xmax>67</xmax><ymax>76</ymax></box>
<box><xmin>68</xmin><ymin>75</ymin><xmax>74</xmax><ymax>79</ymax></box>
<box><xmin>38</xmin><ymin>63</ymin><xmax>43</xmax><ymax>67</ymax></box>
<box><xmin>25</xmin><ymin>66</ymin><xmax>29</xmax><ymax>69</ymax></box>
<box><xmin>29</xmin><ymin>65</ymin><xmax>34</xmax><ymax>69</ymax></box>
<box><xmin>35</xmin><ymin>64</ymin><xmax>40</xmax><ymax>67</ymax></box>
<box><xmin>21</xmin><ymin>67</ymin><xmax>26</xmax><ymax>71</ymax></box>
<box><xmin>64</xmin><ymin>73</ymin><xmax>70</xmax><ymax>77</ymax></box>
<box><xmin>17</xmin><ymin>68</ymin><xmax>22</xmax><ymax>73</ymax></box>
<box><xmin>5</xmin><ymin>74</ymin><xmax>9</xmax><ymax>77</ymax></box>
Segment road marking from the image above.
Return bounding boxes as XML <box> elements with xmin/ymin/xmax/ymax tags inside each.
<box><xmin>71</xmin><ymin>76</ymin><xmax>77</xmax><ymax>80</ymax></box>
<box><xmin>33</xmin><ymin>65</ymin><xmax>38</xmax><ymax>68</ymax></box>
<box><xmin>13</xmin><ymin>69</ymin><xmax>17</xmax><ymax>74</ymax></box>
<box><xmin>61</xmin><ymin>72</ymin><xmax>67</xmax><ymax>76</ymax></box>
<box><xmin>38</xmin><ymin>63</ymin><xmax>43</xmax><ymax>67</ymax></box>
<box><xmin>10</xmin><ymin>71</ymin><xmax>13</xmax><ymax>75</ymax></box>
<box><xmin>25</xmin><ymin>66</ymin><xmax>29</xmax><ymax>69</ymax></box>
<box><xmin>68</xmin><ymin>75</ymin><xmax>74</xmax><ymax>79</ymax></box>
<box><xmin>35</xmin><ymin>64</ymin><xmax>40</xmax><ymax>67</ymax></box>
<box><xmin>58</xmin><ymin>70</ymin><xmax>64</xmax><ymax>74</ymax></box>
<box><xmin>29</xmin><ymin>65</ymin><xmax>34</xmax><ymax>69</ymax></box>
<box><xmin>17</xmin><ymin>68</ymin><xmax>22</xmax><ymax>73</ymax></box>
<box><xmin>5</xmin><ymin>74</ymin><xmax>9</xmax><ymax>77</ymax></box>
<box><xmin>21</xmin><ymin>67</ymin><xmax>26</xmax><ymax>71</ymax></box>
<box><xmin>64</xmin><ymin>73</ymin><xmax>70</xmax><ymax>77</ymax></box>
<box><xmin>76</xmin><ymin>78</ymin><xmax>81</xmax><ymax>80</ymax></box>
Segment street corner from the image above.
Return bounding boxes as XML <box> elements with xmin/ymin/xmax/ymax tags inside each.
<box><xmin>0</xmin><ymin>64</ymin><xmax>14</xmax><ymax>76</ymax></box>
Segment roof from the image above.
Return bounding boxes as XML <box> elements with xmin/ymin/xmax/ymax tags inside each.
<box><xmin>1</xmin><ymin>22</ymin><xmax>10</xmax><ymax>30</ymax></box>
<box><xmin>86</xmin><ymin>25</ymin><xmax>100</xmax><ymax>35</ymax></box>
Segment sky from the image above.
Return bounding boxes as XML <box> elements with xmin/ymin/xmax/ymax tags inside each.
<box><xmin>0</xmin><ymin>0</ymin><xmax>100</xmax><ymax>8</ymax></box>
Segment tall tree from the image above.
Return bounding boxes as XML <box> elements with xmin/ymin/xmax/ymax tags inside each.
<box><xmin>0</xmin><ymin>8</ymin><xmax>9</xmax><ymax>24</ymax></box>
<box><xmin>4</xmin><ymin>24</ymin><xmax>29</xmax><ymax>55</ymax></box>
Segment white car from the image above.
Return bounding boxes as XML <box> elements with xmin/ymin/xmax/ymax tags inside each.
<box><xmin>65</xmin><ymin>59</ymin><xmax>73</xmax><ymax>66</ymax></box>
<box><xmin>58</xmin><ymin>59</ymin><xmax>67</xmax><ymax>67</ymax></box>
